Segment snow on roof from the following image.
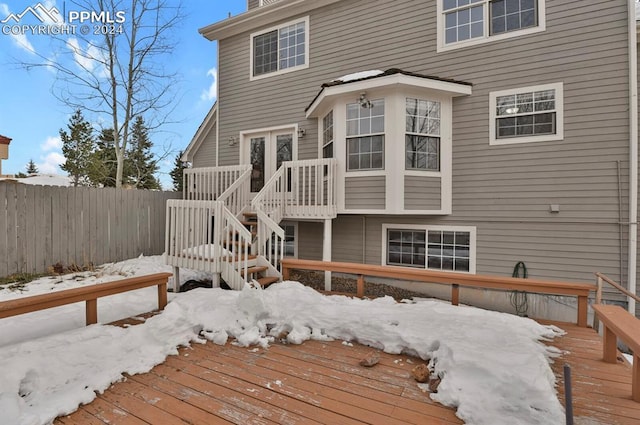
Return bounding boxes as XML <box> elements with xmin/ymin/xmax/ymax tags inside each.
<box><xmin>0</xmin><ymin>174</ymin><xmax>73</xmax><ymax>187</ymax></box>
<box><xmin>331</xmin><ymin>70</ymin><xmax>384</xmax><ymax>83</ymax></box>
<box><xmin>0</xmin><ymin>255</ymin><xmax>566</xmax><ymax>425</ymax></box>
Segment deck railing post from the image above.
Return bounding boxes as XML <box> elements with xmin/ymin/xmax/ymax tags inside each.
<box><xmin>593</xmin><ymin>276</ymin><xmax>603</xmax><ymax>330</ymax></box>
<box><xmin>577</xmin><ymin>295</ymin><xmax>588</xmax><ymax>327</ymax></box>
<box><xmin>451</xmin><ymin>284</ymin><xmax>460</xmax><ymax>306</ymax></box>
<box><xmin>158</xmin><ymin>282</ymin><xmax>168</xmax><ymax>309</ymax></box>
<box><xmin>357</xmin><ymin>275</ymin><xmax>365</xmax><ymax>298</ymax></box>
<box><xmin>86</xmin><ymin>299</ymin><xmax>98</xmax><ymax>325</ymax></box>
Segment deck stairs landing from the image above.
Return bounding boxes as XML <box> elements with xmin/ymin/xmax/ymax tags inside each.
<box><xmin>165</xmin><ymin>159</ymin><xmax>337</xmax><ymax>292</ymax></box>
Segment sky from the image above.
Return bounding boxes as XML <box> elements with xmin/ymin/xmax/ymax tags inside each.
<box><xmin>0</xmin><ymin>0</ymin><xmax>246</xmax><ymax>188</ymax></box>
<box><xmin>0</xmin><ymin>254</ymin><xmax>567</xmax><ymax>425</ymax></box>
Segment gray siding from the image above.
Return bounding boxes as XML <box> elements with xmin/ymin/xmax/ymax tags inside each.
<box><xmin>192</xmin><ymin>121</ymin><xmax>217</xmax><ymax>168</ymax></box>
<box><xmin>345</xmin><ymin>176</ymin><xmax>385</xmax><ymax>210</ymax></box>
<box><xmin>297</xmin><ymin>221</ymin><xmax>323</xmax><ymax>260</ymax></box>
<box><xmin>404</xmin><ymin>176</ymin><xmax>441</xmax><ymax>210</ymax></box>
<box><xmin>213</xmin><ymin>0</ymin><xmax>632</xmax><ymax>295</ymax></box>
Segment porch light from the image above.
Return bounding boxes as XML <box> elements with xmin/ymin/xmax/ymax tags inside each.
<box><xmin>359</xmin><ymin>92</ymin><xmax>373</xmax><ymax>109</ymax></box>
<box><xmin>228</xmin><ymin>136</ymin><xmax>237</xmax><ymax>146</ymax></box>
<box><xmin>297</xmin><ymin>127</ymin><xmax>306</xmax><ymax>138</ymax></box>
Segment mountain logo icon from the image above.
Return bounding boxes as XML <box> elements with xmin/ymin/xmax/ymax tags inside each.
<box><xmin>1</xmin><ymin>3</ymin><xmax>63</xmax><ymax>24</ymax></box>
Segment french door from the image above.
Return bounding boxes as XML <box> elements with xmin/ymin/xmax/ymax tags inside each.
<box><xmin>246</xmin><ymin>130</ymin><xmax>295</xmax><ymax>193</ymax></box>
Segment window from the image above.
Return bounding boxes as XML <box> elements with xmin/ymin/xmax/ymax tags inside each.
<box><xmin>405</xmin><ymin>98</ymin><xmax>440</xmax><ymax>171</ymax></box>
<box><xmin>273</xmin><ymin>223</ymin><xmax>296</xmax><ymax>257</ymax></box>
<box><xmin>251</xmin><ymin>17</ymin><xmax>308</xmax><ymax>79</ymax></box>
<box><xmin>384</xmin><ymin>225</ymin><xmax>476</xmax><ymax>273</ymax></box>
<box><xmin>489</xmin><ymin>82</ymin><xmax>563</xmax><ymax>145</ymax></box>
<box><xmin>346</xmin><ymin>99</ymin><xmax>384</xmax><ymax>171</ymax></box>
<box><xmin>439</xmin><ymin>0</ymin><xmax>543</xmax><ymax>50</ymax></box>
<box><xmin>322</xmin><ymin>110</ymin><xmax>333</xmax><ymax>159</ymax></box>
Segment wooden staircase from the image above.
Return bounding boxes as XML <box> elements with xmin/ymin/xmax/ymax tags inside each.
<box><xmin>224</xmin><ymin>211</ymin><xmax>280</xmax><ymax>289</ymax></box>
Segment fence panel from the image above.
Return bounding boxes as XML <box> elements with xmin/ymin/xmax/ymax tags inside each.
<box><xmin>0</xmin><ymin>182</ymin><xmax>180</xmax><ymax>277</ymax></box>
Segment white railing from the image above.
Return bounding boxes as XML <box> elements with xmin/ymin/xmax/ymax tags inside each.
<box><xmin>217</xmin><ymin>166</ymin><xmax>251</xmax><ymax>218</ymax></box>
<box><xmin>259</xmin><ymin>0</ymin><xmax>281</xmax><ymax>6</ymax></box>
<box><xmin>256</xmin><ymin>208</ymin><xmax>285</xmax><ymax>271</ymax></box>
<box><xmin>165</xmin><ymin>200</ymin><xmax>251</xmax><ymax>290</ymax></box>
<box><xmin>183</xmin><ymin>165</ymin><xmax>252</xmax><ymax>201</ymax></box>
<box><xmin>251</xmin><ymin>158</ymin><xmax>338</xmax><ymax>220</ymax></box>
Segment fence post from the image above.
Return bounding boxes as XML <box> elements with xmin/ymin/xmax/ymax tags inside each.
<box><xmin>593</xmin><ymin>275</ymin><xmax>603</xmax><ymax>331</ymax></box>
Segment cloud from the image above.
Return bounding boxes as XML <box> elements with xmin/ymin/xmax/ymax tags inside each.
<box><xmin>0</xmin><ymin>3</ymin><xmax>37</xmax><ymax>55</ymax></box>
<box><xmin>41</xmin><ymin>135</ymin><xmax>62</xmax><ymax>151</ymax></box>
<box><xmin>37</xmin><ymin>152</ymin><xmax>65</xmax><ymax>174</ymax></box>
<box><xmin>66</xmin><ymin>38</ymin><xmax>105</xmax><ymax>75</ymax></box>
<box><xmin>200</xmin><ymin>67</ymin><xmax>217</xmax><ymax>102</ymax></box>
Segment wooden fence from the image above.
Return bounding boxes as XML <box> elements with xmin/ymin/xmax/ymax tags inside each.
<box><xmin>0</xmin><ymin>182</ymin><xmax>180</xmax><ymax>277</ymax></box>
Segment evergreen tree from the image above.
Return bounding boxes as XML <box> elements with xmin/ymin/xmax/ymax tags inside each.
<box><xmin>127</xmin><ymin>116</ymin><xmax>160</xmax><ymax>189</ymax></box>
<box><xmin>88</xmin><ymin>128</ymin><xmax>119</xmax><ymax>187</ymax></box>
<box><xmin>26</xmin><ymin>159</ymin><xmax>38</xmax><ymax>175</ymax></box>
<box><xmin>60</xmin><ymin>109</ymin><xmax>94</xmax><ymax>186</ymax></box>
<box><xmin>170</xmin><ymin>150</ymin><xmax>187</xmax><ymax>192</ymax></box>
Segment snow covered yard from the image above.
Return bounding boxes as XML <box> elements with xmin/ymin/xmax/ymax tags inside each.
<box><xmin>0</xmin><ymin>255</ymin><xmax>567</xmax><ymax>425</ymax></box>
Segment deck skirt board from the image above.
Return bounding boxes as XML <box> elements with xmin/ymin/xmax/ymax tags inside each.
<box><xmin>54</xmin><ymin>319</ymin><xmax>639</xmax><ymax>425</ymax></box>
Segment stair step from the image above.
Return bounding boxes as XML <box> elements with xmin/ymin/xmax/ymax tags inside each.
<box><xmin>240</xmin><ymin>266</ymin><xmax>269</xmax><ymax>277</ymax></box>
<box><xmin>256</xmin><ymin>276</ymin><xmax>279</xmax><ymax>288</ymax></box>
<box><xmin>243</xmin><ymin>211</ymin><xmax>257</xmax><ymax>218</ymax></box>
<box><xmin>221</xmin><ymin>254</ymin><xmax>257</xmax><ymax>262</ymax></box>
<box><xmin>240</xmin><ymin>220</ymin><xmax>257</xmax><ymax>227</ymax></box>
<box><xmin>229</xmin><ymin>229</ymin><xmax>257</xmax><ymax>237</ymax></box>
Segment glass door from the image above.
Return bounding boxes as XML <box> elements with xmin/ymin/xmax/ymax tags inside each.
<box><xmin>245</xmin><ymin>130</ymin><xmax>295</xmax><ymax>193</ymax></box>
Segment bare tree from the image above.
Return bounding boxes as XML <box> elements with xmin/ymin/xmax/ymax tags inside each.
<box><xmin>24</xmin><ymin>0</ymin><xmax>182</xmax><ymax>187</ymax></box>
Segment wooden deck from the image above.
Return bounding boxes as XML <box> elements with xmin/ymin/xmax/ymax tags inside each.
<box><xmin>54</xmin><ymin>319</ymin><xmax>639</xmax><ymax>425</ymax></box>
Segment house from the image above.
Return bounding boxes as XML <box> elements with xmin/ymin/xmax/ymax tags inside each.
<box><xmin>0</xmin><ymin>134</ymin><xmax>11</xmax><ymax>177</ymax></box>
<box><xmin>169</xmin><ymin>0</ymin><xmax>639</xmax><ymax>318</ymax></box>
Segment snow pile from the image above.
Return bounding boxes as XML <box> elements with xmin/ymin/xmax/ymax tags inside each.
<box><xmin>331</xmin><ymin>69</ymin><xmax>384</xmax><ymax>83</ymax></box>
<box><xmin>0</xmin><ymin>276</ymin><xmax>566</xmax><ymax>425</ymax></box>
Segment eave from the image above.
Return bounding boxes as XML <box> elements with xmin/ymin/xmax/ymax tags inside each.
<box><xmin>306</xmin><ymin>70</ymin><xmax>473</xmax><ymax>118</ymax></box>
<box><xmin>182</xmin><ymin>103</ymin><xmax>217</xmax><ymax>163</ymax></box>
<box><xmin>199</xmin><ymin>0</ymin><xmax>342</xmax><ymax>41</ymax></box>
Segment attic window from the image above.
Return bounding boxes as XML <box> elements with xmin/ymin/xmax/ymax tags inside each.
<box><xmin>250</xmin><ymin>17</ymin><xmax>309</xmax><ymax>80</ymax></box>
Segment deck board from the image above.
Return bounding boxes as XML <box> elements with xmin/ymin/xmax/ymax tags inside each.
<box><xmin>54</xmin><ymin>318</ymin><xmax>640</xmax><ymax>424</ymax></box>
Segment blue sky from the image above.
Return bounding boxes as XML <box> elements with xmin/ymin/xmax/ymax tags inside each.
<box><xmin>0</xmin><ymin>0</ymin><xmax>246</xmax><ymax>188</ymax></box>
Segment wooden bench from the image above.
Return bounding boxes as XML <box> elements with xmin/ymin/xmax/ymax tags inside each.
<box><xmin>0</xmin><ymin>273</ymin><xmax>172</xmax><ymax>326</ymax></box>
<box><xmin>281</xmin><ymin>259</ymin><xmax>596</xmax><ymax>327</ymax></box>
<box><xmin>592</xmin><ymin>304</ymin><xmax>640</xmax><ymax>402</ymax></box>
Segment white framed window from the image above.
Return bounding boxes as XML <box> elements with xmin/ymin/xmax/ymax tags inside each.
<box><xmin>250</xmin><ymin>16</ymin><xmax>309</xmax><ymax>80</ymax></box>
<box><xmin>405</xmin><ymin>98</ymin><xmax>441</xmax><ymax>171</ymax></box>
<box><xmin>437</xmin><ymin>0</ymin><xmax>545</xmax><ymax>52</ymax></box>
<box><xmin>382</xmin><ymin>224</ymin><xmax>476</xmax><ymax>273</ymax></box>
<box><xmin>489</xmin><ymin>82</ymin><xmax>563</xmax><ymax>145</ymax></box>
<box><xmin>322</xmin><ymin>110</ymin><xmax>334</xmax><ymax>159</ymax></box>
<box><xmin>346</xmin><ymin>99</ymin><xmax>385</xmax><ymax>171</ymax></box>
<box><xmin>271</xmin><ymin>222</ymin><xmax>297</xmax><ymax>258</ymax></box>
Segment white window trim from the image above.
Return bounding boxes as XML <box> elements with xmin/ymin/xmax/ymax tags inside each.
<box><xmin>280</xmin><ymin>221</ymin><xmax>298</xmax><ymax>258</ymax></box>
<box><xmin>436</xmin><ymin>0</ymin><xmax>546</xmax><ymax>53</ymax></box>
<box><xmin>489</xmin><ymin>82</ymin><xmax>563</xmax><ymax>146</ymax></box>
<box><xmin>249</xmin><ymin>16</ymin><xmax>310</xmax><ymax>81</ymax></box>
<box><xmin>381</xmin><ymin>224</ymin><xmax>477</xmax><ymax>274</ymax></box>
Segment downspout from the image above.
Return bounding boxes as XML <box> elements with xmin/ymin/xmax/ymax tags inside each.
<box><xmin>215</xmin><ymin>42</ymin><xmax>220</xmax><ymax>167</ymax></box>
<box><xmin>627</xmin><ymin>0</ymin><xmax>638</xmax><ymax>315</ymax></box>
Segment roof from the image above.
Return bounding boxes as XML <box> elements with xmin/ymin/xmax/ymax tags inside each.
<box><xmin>182</xmin><ymin>102</ymin><xmax>217</xmax><ymax>162</ymax></box>
<box><xmin>199</xmin><ymin>0</ymin><xmax>342</xmax><ymax>41</ymax></box>
<box><xmin>305</xmin><ymin>68</ymin><xmax>473</xmax><ymax>116</ymax></box>
<box><xmin>0</xmin><ymin>134</ymin><xmax>12</xmax><ymax>145</ymax></box>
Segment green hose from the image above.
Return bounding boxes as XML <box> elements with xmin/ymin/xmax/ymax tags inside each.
<box><xmin>510</xmin><ymin>261</ymin><xmax>529</xmax><ymax>316</ymax></box>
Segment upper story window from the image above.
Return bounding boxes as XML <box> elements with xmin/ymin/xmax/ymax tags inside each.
<box><xmin>250</xmin><ymin>17</ymin><xmax>309</xmax><ymax>80</ymax></box>
<box><xmin>438</xmin><ymin>0</ymin><xmax>544</xmax><ymax>51</ymax></box>
<box><xmin>405</xmin><ymin>98</ymin><xmax>441</xmax><ymax>171</ymax></box>
<box><xmin>489</xmin><ymin>82</ymin><xmax>563</xmax><ymax>145</ymax></box>
<box><xmin>346</xmin><ymin>99</ymin><xmax>384</xmax><ymax>171</ymax></box>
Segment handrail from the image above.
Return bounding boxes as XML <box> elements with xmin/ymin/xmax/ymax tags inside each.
<box><xmin>593</xmin><ymin>272</ymin><xmax>640</xmax><ymax>329</ymax></box>
<box><xmin>0</xmin><ymin>273</ymin><xmax>171</xmax><ymax>326</ymax></box>
<box><xmin>256</xmin><ymin>208</ymin><xmax>285</xmax><ymax>270</ymax></box>
<box><xmin>220</xmin><ymin>205</ymin><xmax>252</xmax><ymax>289</ymax></box>
<box><xmin>217</xmin><ymin>166</ymin><xmax>252</xmax><ymax>217</ymax></box>
<box><xmin>594</xmin><ymin>272</ymin><xmax>640</xmax><ymax>304</ymax></box>
<box><xmin>281</xmin><ymin>259</ymin><xmax>596</xmax><ymax>327</ymax></box>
